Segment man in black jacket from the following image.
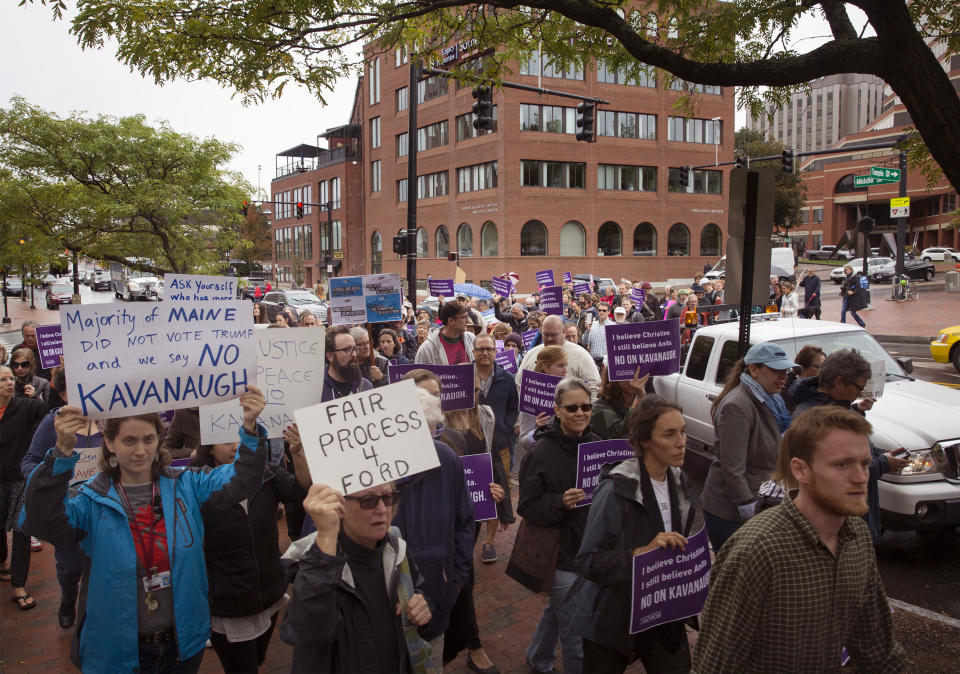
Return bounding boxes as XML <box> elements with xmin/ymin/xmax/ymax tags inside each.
<box><xmin>281</xmin><ymin>482</ymin><xmax>433</xmax><ymax>673</ymax></box>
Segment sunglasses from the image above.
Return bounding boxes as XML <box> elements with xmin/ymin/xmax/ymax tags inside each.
<box><xmin>346</xmin><ymin>490</ymin><xmax>401</xmax><ymax>509</ymax></box>
<box><xmin>11</xmin><ymin>361</ymin><xmax>31</xmax><ymax>368</ymax></box>
<box><xmin>559</xmin><ymin>403</ymin><xmax>593</xmax><ymax>413</ymax></box>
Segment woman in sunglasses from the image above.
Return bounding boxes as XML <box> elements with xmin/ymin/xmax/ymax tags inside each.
<box><xmin>518</xmin><ymin>377</ymin><xmax>601</xmax><ymax>674</ymax></box>
<box><xmin>9</xmin><ymin>348</ymin><xmax>49</xmax><ymax>401</ymax></box>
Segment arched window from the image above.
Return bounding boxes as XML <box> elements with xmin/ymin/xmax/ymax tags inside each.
<box><xmin>457</xmin><ymin>223</ymin><xmax>473</xmax><ymax>258</ymax></box>
<box><xmin>597</xmin><ymin>221</ymin><xmax>622</xmax><ymax>256</ymax></box>
<box><xmin>416</xmin><ymin>228</ymin><xmax>429</xmax><ymax>257</ymax></box>
<box><xmin>559</xmin><ymin>221</ymin><xmax>585</xmax><ymax>257</ymax></box>
<box><xmin>667</xmin><ymin>223</ymin><xmax>690</xmax><ymax>256</ymax></box>
<box><xmin>834</xmin><ymin>174</ymin><xmax>867</xmax><ymax>194</ymax></box>
<box><xmin>481</xmin><ymin>221</ymin><xmax>498</xmax><ymax>257</ymax></box>
<box><xmin>521</xmin><ymin>220</ymin><xmax>548</xmax><ymax>256</ymax></box>
<box><xmin>436</xmin><ymin>225</ymin><xmax>450</xmax><ymax>258</ymax></box>
<box><xmin>633</xmin><ymin>222</ymin><xmax>657</xmax><ymax>256</ymax></box>
<box><xmin>371</xmin><ymin>231</ymin><xmax>382</xmax><ymax>273</ymax></box>
<box><xmin>700</xmin><ymin>223</ymin><xmax>722</xmax><ymax>256</ymax></box>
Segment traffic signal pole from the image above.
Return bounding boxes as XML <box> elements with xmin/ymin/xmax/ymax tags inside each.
<box><xmin>405</xmin><ymin>61</ymin><xmax>421</xmax><ymax>302</ymax></box>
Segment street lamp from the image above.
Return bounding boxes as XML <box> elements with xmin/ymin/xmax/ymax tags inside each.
<box><xmin>711</xmin><ymin>116</ymin><xmax>722</xmax><ymax>167</ymax></box>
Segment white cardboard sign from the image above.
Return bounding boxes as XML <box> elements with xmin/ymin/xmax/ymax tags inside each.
<box><xmin>199</xmin><ymin>327</ymin><xmax>327</xmax><ymax>443</ymax></box>
<box><xmin>294</xmin><ymin>379</ymin><xmax>438</xmax><ymax>495</ymax></box>
<box><xmin>862</xmin><ymin>360</ymin><xmax>886</xmax><ymax>399</ymax></box>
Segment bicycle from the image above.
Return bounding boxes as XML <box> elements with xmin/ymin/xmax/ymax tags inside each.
<box><xmin>892</xmin><ymin>275</ymin><xmax>919</xmax><ymax>302</ymax></box>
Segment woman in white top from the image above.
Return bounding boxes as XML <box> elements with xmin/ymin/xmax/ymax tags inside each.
<box><xmin>779</xmin><ymin>280</ymin><xmax>800</xmax><ymax>318</ymax></box>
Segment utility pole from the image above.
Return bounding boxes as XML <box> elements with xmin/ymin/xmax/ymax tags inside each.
<box><xmin>405</xmin><ymin>61</ymin><xmax>421</xmax><ymax>301</ymax></box>
<box><xmin>895</xmin><ymin>147</ymin><xmax>908</xmax><ymax>276</ymax></box>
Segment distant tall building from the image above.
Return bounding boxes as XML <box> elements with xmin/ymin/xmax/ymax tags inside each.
<box><xmin>746</xmin><ymin>73</ymin><xmax>886</xmax><ymax>152</ymax></box>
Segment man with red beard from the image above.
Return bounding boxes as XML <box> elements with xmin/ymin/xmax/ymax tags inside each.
<box><xmin>693</xmin><ymin>406</ymin><xmax>907</xmax><ymax>673</ymax></box>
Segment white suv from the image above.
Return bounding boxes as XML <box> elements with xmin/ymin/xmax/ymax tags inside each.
<box><xmin>920</xmin><ymin>247</ymin><xmax>960</xmax><ymax>262</ymax></box>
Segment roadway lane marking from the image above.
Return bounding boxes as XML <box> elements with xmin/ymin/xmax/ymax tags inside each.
<box><xmin>888</xmin><ymin>598</ymin><xmax>960</xmax><ymax>629</ymax></box>
<box><xmin>932</xmin><ymin>382</ymin><xmax>960</xmax><ymax>389</ymax></box>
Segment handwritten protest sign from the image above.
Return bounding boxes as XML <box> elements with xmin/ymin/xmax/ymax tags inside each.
<box><xmin>72</xmin><ymin>444</ymin><xmax>102</xmax><ymax>483</ymax></box>
<box><xmin>61</xmin><ymin>300</ymin><xmax>256</xmax><ymax>419</ymax></box>
<box><xmin>522</xmin><ymin>329</ymin><xmax>540</xmax><ymax>350</ymax></box>
<box><xmin>387</xmin><ymin>363</ymin><xmax>475</xmax><ymax>411</ymax></box>
<box><xmin>539</xmin><ymin>285</ymin><xmax>564</xmax><ymax>316</ymax></box>
<box><xmin>536</xmin><ymin>270</ymin><xmax>555</xmax><ymax>288</ymax></box>
<box><xmin>491</xmin><ymin>276</ymin><xmax>514</xmax><ymax>297</ymax></box>
<box><xmin>630</xmin><ymin>527</ymin><xmax>711</xmax><ymax>634</ymax></box>
<box><xmin>495</xmin><ymin>349</ymin><xmax>517</xmax><ymax>374</ymax></box>
<box><xmin>428</xmin><ymin>278</ymin><xmax>455</xmax><ymax>297</ymax></box>
<box><xmin>573</xmin><ymin>281</ymin><xmax>591</xmax><ymax>297</ymax></box>
<box><xmin>481</xmin><ymin>308</ymin><xmax>498</xmax><ymax>325</ymax></box>
<box><xmin>575</xmin><ymin>440</ymin><xmax>635</xmax><ymax>507</ymax></box>
<box><xmin>329</xmin><ymin>274</ymin><xmax>403</xmax><ymax>325</ymax></box>
<box><xmin>863</xmin><ymin>360</ymin><xmax>886</xmax><ymax>398</ymax></box>
<box><xmin>165</xmin><ymin>274</ymin><xmax>238</xmax><ymax>303</ymax></box>
<box><xmin>562</xmin><ymin>271</ymin><xmax>573</xmax><ymax>284</ymax></box>
<box><xmin>631</xmin><ymin>287</ymin><xmax>647</xmax><ymax>305</ymax></box>
<box><xmin>518</xmin><ymin>369</ymin><xmax>562</xmax><ymax>416</ymax></box>
<box><xmin>295</xmin><ymin>379</ymin><xmax>438</xmax><ymax>495</ymax></box>
<box><xmin>605</xmin><ymin>319</ymin><xmax>681</xmax><ymax>381</ymax></box>
<box><xmin>461</xmin><ymin>453</ymin><xmax>497</xmax><ymax>521</ymax></box>
<box><xmin>198</xmin><ymin>327</ymin><xmax>327</xmax><ymax>443</ymax></box>
<box><xmin>35</xmin><ymin>324</ymin><xmax>63</xmax><ymax>369</ymax></box>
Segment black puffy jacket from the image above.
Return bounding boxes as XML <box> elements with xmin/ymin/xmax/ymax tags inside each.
<box><xmin>201</xmin><ymin>465</ymin><xmax>305</xmax><ymax>617</ymax></box>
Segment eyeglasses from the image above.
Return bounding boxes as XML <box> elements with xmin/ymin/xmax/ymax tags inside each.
<box><xmin>559</xmin><ymin>403</ymin><xmax>593</xmax><ymax>413</ymax></box>
<box><xmin>331</xmin><ymin>346</ymin><xmax>359</xmax><ymax>354</ymax></box>
<box><xmin>598</xmin><ymin>309</ymin><xmax>609</xmax><ymax>313</ymax></box>
<box><xmin>346</xmin><ymin>491</ymin><xmax>401</xmax><ymax>509</ymax></box>
<box><xmin>474</xmin><ymin>347</ymin><xmax>496</xmax><ymax>353</ymax></box>
<box><xmin>849</xmin><ymin>380</ymin><xmax>867</xmax><ymax>393</ymax></box>
<box><xmin>11</xmin><ymin>361</ymin><xmax>31</xmax><ymax>369</ymax></box>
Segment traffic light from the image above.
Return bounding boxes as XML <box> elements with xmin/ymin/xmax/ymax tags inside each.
<box><xmin>678</xmin><ymin>166</ymin><xmax>691</xmax><ymax>191</ymax></box>
<box><xmin>241</xmin><ymin>201</ymin><xmax>248</xmax><ymax>216</ymax></box>
<box><xmin>393</xmin><ymin>234</ymin><xmax>409</xmax><ymax>255</ymax></box>
<box><xmin>576</xmin><ymin>102</ymin><xmax>596</xmax><ymax>142</ymax></box>
<box><xmin>472</xmin><ymin>86</ymin><xmax>493</xmax><ymax>131</ymax></box>
<box><xmin>734</xmin><ymin>156</ymin><xmax>746</xmax><ymax>169</ymax></box>
<box><xmin>781</xmin><ymin>149</ymin><xmax>794</xmax><ymax>173</ymax></box>
<box><xmin>296</xmin><ymin>202</ymin><xmax>304</xmax><ymax>219</ymax></box>
<box><xmin>447</xmin><ymin>252</ymin><xmax>458</xmax><ymax>262</ymax></box>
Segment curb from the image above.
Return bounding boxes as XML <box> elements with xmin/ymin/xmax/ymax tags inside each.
<box><xmin>875</xmin><ymin>335</ymin><xmax>933</xmax><ymax>345</ymax></box>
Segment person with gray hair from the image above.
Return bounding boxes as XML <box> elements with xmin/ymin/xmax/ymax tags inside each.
<box><xmin>788</xmin><ymin>348</ymin><xmax>909</xmax><ymax>543</ymax></box>
<box><xmin>349</xmin><ymin>326</ymin><xmax>390</xmax><ymax>388</ymax></box>
<box><xmin>516</xmin><ymin>377</ymin><xmax>601</xmax><ymax>674</ymax></box>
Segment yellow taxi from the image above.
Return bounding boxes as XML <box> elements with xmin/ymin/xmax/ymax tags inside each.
<box><xmin>931</xmin><ymin>325</ymin><xmax>960</xmax><ymax>372</ymax></box>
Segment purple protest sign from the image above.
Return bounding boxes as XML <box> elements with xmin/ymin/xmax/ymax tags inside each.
<box><xmin>536</xmin><ymin>270</ymin><xmax>555</xmax><ymax>288</ymax></box>
<box><xmin>387</xmin><ymin>363</ymin><xmax>475</xmax><ymax>411</ymax></box>
<box><xmin>491</xmin><ymin>277</ymin><xmax>514</xmax><ymax>297</ymax></box>
<box><xmin>460</xmin><ymin>453</ymin><xmax>497</xmax><ymax>521</ymax></box>
<box><xmin>605</xmin><ymin>319</ymin><xmax>681</xmax><ymax>381</ymax></box>
<box><xmin>494</xmin><ymin>348</ymin><xmax>518</xmax><ymax>374</ymax></box>
<box><xmin>630</xmin><ymin>287</ymin><xmax>646</xmax><ymax>305</ymax></box>
<box><xmin>573</xmin><ymin>281</ymin><xmax>590</xmax><ymax>297</ymax></box>
<box><xmin>518</xmin><ymin>369</ymin><xmax>562</xmax><ymax>416</ymax></box>
<box><xmin>521</xmin><ymin>329</ymin><xmax>539</xmax><ymax>350</ymax></box>
<box><xmin>630</xmin><ymin>527</ymin><xmax>710</xmax><ymax>634</ymax></box>
<box><xmin>428</xmin><ymin>278</ymin><xmax>455</xmax><ymax>297</ymax></box>
<box><xmin>35</xmin><ymin>324</ymin><xmax>63</xmax><ymax>369</ymax></box>
<box><xmin>575</xmin><ymin>440</ymin><xmax>635</xmax><ymax>507</ymax></box>
<box><xmin>562</xmin><ymin>271</ymin><xmax>573</xmax><ymax>284</ymax></box>
<box><xmin>539</xmin><ymin>285</ymin><xmax>564</xmax><ymax>316</ymax></box>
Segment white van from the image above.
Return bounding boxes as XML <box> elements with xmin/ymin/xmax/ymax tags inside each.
<box><xmin>704</xmin><ymin>247</ymin><xmax>795</xmax><ymax>281</ymax></box>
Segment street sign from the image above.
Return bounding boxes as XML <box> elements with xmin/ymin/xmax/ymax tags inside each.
<box><xmin>333</xmin><ymin>250</ymin><xmax>344</xmax><ymax>259</ymax></box>
<box><xmin>890</xmin><ymin>197</ymin><xmax>910</xmax><ymax>218</ymax></box>
<box><xmin>870</xmin><ymin>167</ymin><xmax>901</xmax><ymax>182</ymax></box>
<box><xmin>854</xmin><ymin>175</ymin><xmax>877</xmax><ymax>188</ymax></box>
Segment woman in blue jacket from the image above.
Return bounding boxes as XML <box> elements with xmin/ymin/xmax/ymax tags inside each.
<box><xmin>21</xmin><ymin>386</ymin><xmax>269</xmax><ymax>674</ymax></box>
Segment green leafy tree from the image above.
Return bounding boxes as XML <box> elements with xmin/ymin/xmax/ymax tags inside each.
<box><xmin>233</xmin><ymin>206</ymin><xmax>273</xmax><ymax>273</ymax></box>
<box><xmin>734</xmin><ymin>128</ymin><xmax>807</xmax><ymax>235</ymax></box>
<box><xmin>25</xmin><ymin>0</ymin><xmax>960</xmax><ymax>193</ymax></box>
<box><xmin>0</xmin><ymin>97</ymin><xmax>249</xmax><ymax>274</ymax></box>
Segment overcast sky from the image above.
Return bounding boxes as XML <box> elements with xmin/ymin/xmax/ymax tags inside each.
<box><xmin>2</xmin><ymin>4</ymin><xmax>866</xmax><ymax>194</ymax></box>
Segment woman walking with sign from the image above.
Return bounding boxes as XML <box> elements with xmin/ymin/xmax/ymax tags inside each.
<box><xmin>570</xmin><ymin>396</ymin><xmax>703</xmax><ymax>673</ymax></box>
<box><xmin>516</xmin><ymin>378</ymin><xmax>601</xmax><ymax>674</ymax></box>
<box><xmin>20</xmin><ymin>387</ymin><xmax>269</xmax><ymax>674</ymax></box>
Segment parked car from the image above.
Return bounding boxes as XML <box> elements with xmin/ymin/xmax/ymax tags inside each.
<box><xmin>870</xmin><ymin>259</ymin><xmax>936</xmax><ymax>283</ymax></box>
<box><xmin>705</xmin><ymin>248</ymin><xmax>796</xmax><ymax>281</ymax></box>
<box><xmin>3</xmin><ymin>277</ymin><xmax>23</xmax><ymax>296</ymax></box>
<box><xmin>805</xmin><ymin>245</ymin><xmax>854</xmax><ymax>260</ymax></box>
<box><xmin>259</xmin><ymin>289</ymin><xmax>327</xmax><ymax>323</ymax></box>
<box><xmin>931</xmin><ymin>325</ymin><xmax>960</xmax><ymax>373</ymax></box>
<box><xmin>46</xmin><ymin>283</ymin><xmax>74</xmax><ymax>309</ymax></box>
<box><xmin>654</xmin><ymin>317</ymin><xmax>960</xmax><ymax>534</ymax></box>
<box><xmin>92</xmin><ymin>271</ymin><xmax>112</xmax><ymax>291</ymax></box>
<box><xmin>239</xmin><ymin>277</ymin><xmax>270</xmax><ymax>300</ymax></box>
<box><xmin>573</xmin><ymin>274</ymin><xmax>615</xmax><ymax>294</ymax></box>
<box><xmin>829</xmin><ymin>257</ymin><xmax>893</xmax><ymax>283</ymax></box>
<box><xmin>120</xmin><ymin>275</ymin><xmax>161</xmax><ymax>301</ymax></box>
<box><xmin>920</xmin><ymin>247</ymin><xmax>960</xmax><ymax>263</ymax></box>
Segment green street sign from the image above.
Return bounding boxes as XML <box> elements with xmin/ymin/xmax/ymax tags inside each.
<box><xmin>854</xmin><ymin>175</ymin><xmax>877</xmax><ymax>188</ymax></box>
<box><xmin>870</xmin><ymin>167</ymin><xmax>901</xmax><ymax>182</ymax></box>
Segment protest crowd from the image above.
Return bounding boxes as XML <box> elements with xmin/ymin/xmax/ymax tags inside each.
<box><xmin>0</xmin><ymin>270</ymin><xmax>908</xmax><ymax>674</ymax></box>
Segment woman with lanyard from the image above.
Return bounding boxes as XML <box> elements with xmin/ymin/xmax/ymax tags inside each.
<box><xmin>21</xmin><ymin>386</ymin><xmax>269</xmax><ymax>674</ymax></box>
<box><xmin>570</xmin><ymin>395</ymin><xmax>703</xmax><ymax>673</ymax></box>
<box><xmin>700</xmin><ymin>343</ymin><xmax>796</xmax><ymax>552</ymax></box>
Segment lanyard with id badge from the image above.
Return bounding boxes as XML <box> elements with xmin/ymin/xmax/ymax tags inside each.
<box><xmin>117</xmin><ymin>481</ymin><xmax>169</xmax><ymax>613</ymax></box>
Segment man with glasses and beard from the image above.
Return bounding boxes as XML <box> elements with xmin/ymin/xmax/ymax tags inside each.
<box><xmin>693</xmin><ymin>407</ymin><xmax>907</xmax><ymax>673</ymax></box>
<box><xmin>321</xmin><ymin>326</ymin><xmax>373</xmax><ymax>401</ymax></box>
